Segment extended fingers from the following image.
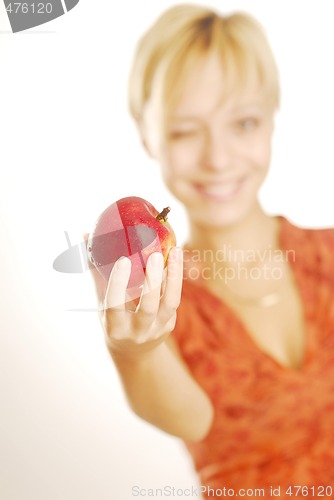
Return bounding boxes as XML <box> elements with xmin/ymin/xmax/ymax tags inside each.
<box><xmin>103</xmin><ymin>257</ymin><xmax>132</xmax><ymax>328</ymax></box>
<box><xmin>158</xmin><ymin>247</ymin><xmax>183</xmax><ymax>323</ymax></box>
<box><xmin>95</xmin><ymin>248</ymin><xmax>183</xmax><ymax>346</ymax></box>
<box><xmin>132</xmin><ymin>252</ymin><xmax>164</xmax><ymax>330</ymax></box>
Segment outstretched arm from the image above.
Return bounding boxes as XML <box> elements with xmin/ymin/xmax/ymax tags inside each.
<box><xmin>87</xmin><ymin>241</ymin><xmax>213</xmax><ymax>442</ymax></box>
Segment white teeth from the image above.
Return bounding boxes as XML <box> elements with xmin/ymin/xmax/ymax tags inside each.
<box><xmin>203</xmin><ymin>182</ymin><xmax>238</xmax><ymax>196</ymax></box>
<box><xmin>196</xmin><ymin>180</ymin><xmax>241</xmax><ymax>200</ymax></box>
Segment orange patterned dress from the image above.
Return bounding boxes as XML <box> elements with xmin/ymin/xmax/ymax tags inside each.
<box><xmin>172</xmin><ymin>216</ymin><xmax>334</xmax><ymax>498</ymax></box>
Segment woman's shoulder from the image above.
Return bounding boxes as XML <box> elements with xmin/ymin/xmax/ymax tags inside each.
<box><xmin>280</xmin><ymin>215</ymin><xmax>334</xmax><ymax>245</ymax></box>
<box><xmin>280</xmin><ymin>215</ymin><xmax>334</xmax><ymax>273</ymax></box>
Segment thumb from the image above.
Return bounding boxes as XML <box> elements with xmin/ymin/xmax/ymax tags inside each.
<box><xmin>82</xmin><ymin>232</ymin><xmax>90</xmax><ymax>245</ymax></box>
<box><xmin>82</xmin><ymin>232</ymin><xmax>108</xmax><ymax>305</ymax></box>
<box><xmin>82</xmin><ymin>232</ymin><xmax>95</xmax><ymax>271</ymax></box>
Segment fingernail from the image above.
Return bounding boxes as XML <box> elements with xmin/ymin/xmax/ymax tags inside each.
<box><xmin>170</xmin><ymin>247</ymin><xmax>183</xmax><ymax>260</ymax></box>
<box><xmin>116</xmin><ymin>256</ymin><xmax>130</xmax><ymax>269</ymax></box>
<box><xmin>150</xmin><ymin>252</ymin><xmax>163</xmax><ymax>265</ymax></box>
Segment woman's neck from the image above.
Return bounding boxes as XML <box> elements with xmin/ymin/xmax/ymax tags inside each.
<box><xmin>185</xmin><ymin>203</ymin><xmax>280</xmax><ymax>264</ymax></box>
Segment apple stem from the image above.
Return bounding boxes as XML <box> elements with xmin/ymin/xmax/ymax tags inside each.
<box><xmin>156</xmin><ymin>207</ymin><xmax>171</xmax><ymax>222</ymax></box>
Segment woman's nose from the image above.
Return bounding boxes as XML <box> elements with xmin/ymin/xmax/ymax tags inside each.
<box><xmin>202</xmin><ymin>130</ymin><xmax>234</xmax><ymax>172</ymax></box>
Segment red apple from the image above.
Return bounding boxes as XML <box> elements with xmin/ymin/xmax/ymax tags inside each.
<box><xmin>87</xmin><ymin>196</ymin><xmax>176</xmax><ymax>288</ymax></box>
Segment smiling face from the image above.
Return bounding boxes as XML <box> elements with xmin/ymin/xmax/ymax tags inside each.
<box><xmin>155</xmin><ymin>53</ymin><xmax>275</xmax><ymax>228</ymax></box>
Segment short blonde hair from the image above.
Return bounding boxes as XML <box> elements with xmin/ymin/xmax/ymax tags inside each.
<box><xmin>128</xmin><ymin>4</ymin><xmax>280</xmax><ymax>141</ymax></box>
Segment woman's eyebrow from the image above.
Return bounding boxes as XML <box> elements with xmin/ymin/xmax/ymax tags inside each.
<box><xmin>167</xmin><ymin>101</ymin><xmax>265</xmax><ymax>124</ymax></box>
<box><xmin>168</xmin><ymin>116</ymin><xmax>201</xmax><ymax>124</ymax></box>
<box><xmin>230</xmin><ymin>101</ymin><xmax>264</xmax><ymax>112</ymax></box>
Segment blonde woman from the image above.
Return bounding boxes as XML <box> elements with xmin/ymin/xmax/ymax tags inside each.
<box><xmin>87</xmin><ymin>4</ymin><xmax>334</xmax><ymax>497</ymax></box>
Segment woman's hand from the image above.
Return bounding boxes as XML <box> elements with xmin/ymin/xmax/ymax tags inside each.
<box><xmin>84</xmin><ymin>234</ymin><xmax>183</xmax><ymax>358</ymax></box>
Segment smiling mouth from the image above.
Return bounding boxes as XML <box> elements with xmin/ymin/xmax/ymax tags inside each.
<box><xmin>193</xmin><ymin>177</ymin><xmax>245</xmax><ymax>201</ymax></box>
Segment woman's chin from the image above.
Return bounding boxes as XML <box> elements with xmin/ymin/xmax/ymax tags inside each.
<box><xmin>193</xmin><ymin>207</ymin><xmax>249</xmax><ymax>228</ymax></box>
<box><xmin>187</xmin><ymin>194</ymin><xmax>257</xmax><ymax>228</ymax></box>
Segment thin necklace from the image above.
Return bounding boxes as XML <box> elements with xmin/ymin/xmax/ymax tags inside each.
<box><xmin>222</xmin><ymin>283</ymin><xmax>282</xmax><ymax>308</ymax></box>
<box><xmin>182</xmin><ymin>226</ymin><xmax>286</xmax><ymax>307</ymax></box>
<box><xmin>220</xmin><ymin>257</ymin><xmax>287</xmax><ymax>307</ymax></box>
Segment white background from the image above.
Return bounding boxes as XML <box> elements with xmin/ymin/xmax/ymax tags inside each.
<box><xmin>0</xmin><ymin>1</ymin><xmax>333</xmax><ymax>499</ymax></box>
